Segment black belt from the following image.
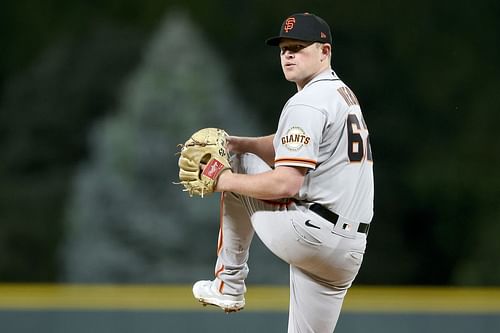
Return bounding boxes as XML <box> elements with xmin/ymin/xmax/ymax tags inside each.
<box><xmin>310</xmin><ymin>204</ymin><xmax>370</xmax><ymax>235</ymax></box>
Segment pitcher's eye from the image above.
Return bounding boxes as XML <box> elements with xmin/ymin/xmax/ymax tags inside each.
<box><xmin>280</xmin><ymin>42</ymin><xmax>313</xmax><ymax>54</ymax></box>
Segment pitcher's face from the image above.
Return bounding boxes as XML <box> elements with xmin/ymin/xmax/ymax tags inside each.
<box><xmin>279</xmin><ymin>39</ymin><xmax>331</xmax><ymax>90</ymax></box>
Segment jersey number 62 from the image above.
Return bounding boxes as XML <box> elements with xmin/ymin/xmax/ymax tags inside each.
<box><xmin>347</xmin><ymin>114</ymin><xmax>373</xmax><ymax>163</ymax></box>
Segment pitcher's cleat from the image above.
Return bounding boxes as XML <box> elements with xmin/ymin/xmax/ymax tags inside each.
<box><xmin>192</xmin><ymin>280</ymin><xmax>245</xmax><ymax>313</ymax></box>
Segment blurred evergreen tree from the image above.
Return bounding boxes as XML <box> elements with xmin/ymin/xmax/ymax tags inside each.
<box><xmin>60</xmin><ymin>11</ymin><xmax>287</xmax><ymax>283</ymax></box>
<box><xmin>1</xmin><ymin>0</ymin><xmax>499</xmax><ymax>285</ymax></box>
<box><xmin>0</xmin><ymin>24</ymin><xmax>145</xmax><ymax>281</ymax></box>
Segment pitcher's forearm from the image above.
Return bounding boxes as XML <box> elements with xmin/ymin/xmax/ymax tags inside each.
<box><xmin>216</xmin><ymin>166</ymin><xmax>306</xmax><ymax>200</ymax></box>
<box><xmin>228</xmin><ymin>134</ymin><xmax>276</xmax><ymax>167</ymax></box>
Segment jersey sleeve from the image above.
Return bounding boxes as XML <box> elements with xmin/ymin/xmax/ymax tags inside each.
<box><xmin>274</xmin><ymin>104</ymin><xmax>326</xmax><ymax>169</ymax></box>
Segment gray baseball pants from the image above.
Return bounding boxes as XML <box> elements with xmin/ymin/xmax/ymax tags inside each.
<box><xmin>213</xmin><ymin>153</ymin><xmax>367</xmax><ymax>333</ymax></box>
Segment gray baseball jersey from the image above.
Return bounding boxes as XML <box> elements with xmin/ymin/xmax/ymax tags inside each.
<box><xmin>200</xmin><ymin>69</ymin><xmax>374</xmax><ymax>333</ymax></box>
<box><xmin>274</xmin><ymin>69</ymin><xmax>374</xmax><ymax>223</ymax></box>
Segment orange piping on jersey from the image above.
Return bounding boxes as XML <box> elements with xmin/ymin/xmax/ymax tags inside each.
<box><xmin>215</xmin><ymin>264</ymin><xmax>225</xmax><ymax>277</ymax></box>
<box><xmin>274</xmin><ymin>157</ymin><xmax>317</xmax><ymax>167</ymax></box>
<box><xmin>215</xmin><ymin>263</ymin><xmax>225</xmax><ymax>294</ymax></box>
<box><xmin>215</xmin><ymin>194</ymin><xmax>226</xmax><ymax>295</ymax></box>
<box><xmin>215</xmin><ymin>264</ymin><xmax>226</xmax><ymax>294</ymax></box>
<box><xmin>217</xmin><ymin>193</ymin><xmax>224</xmax><ymax>256</ymax></box>
<box><xmin>218</xmin><ymin>280</ymin><xmax>225</xmax><ymax>294</ymax></box>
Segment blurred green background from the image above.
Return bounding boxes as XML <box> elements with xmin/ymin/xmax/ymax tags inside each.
<box><xmin>0</xmin><ymin>0</ymin><xmax>499</xmax><ymax>286</ymax></box>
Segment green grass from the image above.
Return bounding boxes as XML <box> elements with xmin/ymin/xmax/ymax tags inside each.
<box><xmin>0</xmin><ymin>284</ymin><xmax>499</xmax><ymax>313</ymax></box>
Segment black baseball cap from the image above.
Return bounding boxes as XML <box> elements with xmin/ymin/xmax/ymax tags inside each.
<box><xmin>265</xmin><ymin>13</ymin><xmax>332</xmax><ymax>46</ymax></box>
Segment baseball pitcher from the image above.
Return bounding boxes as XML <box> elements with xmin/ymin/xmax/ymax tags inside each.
<box><xmin>177</xmin><ymin>12</ymin><xmax>374</xmax><ymax>333</ymax></box>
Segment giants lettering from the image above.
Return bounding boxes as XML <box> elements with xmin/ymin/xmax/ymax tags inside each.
<box><xmin>281</xmin><ymin>134</ymin><xmax>310</xmax><ymax>145</ymax></box>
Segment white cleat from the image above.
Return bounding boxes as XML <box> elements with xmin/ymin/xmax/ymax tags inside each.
<box><xmin>192</xmin><ymin>280</ymin><xmax>245</xmax><ymax>313</ymax></box>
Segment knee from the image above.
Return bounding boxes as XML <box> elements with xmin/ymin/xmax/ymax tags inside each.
<box><xmin>230</xmin><ymin>153</ymin><xmax>271</xmax><ymax>174</ymax></box>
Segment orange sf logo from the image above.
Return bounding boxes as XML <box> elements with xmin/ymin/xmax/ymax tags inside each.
<box><xmin>284</xmin><ymin>18</ymin><xmax>296</xmax><ymax>32</ymax></box>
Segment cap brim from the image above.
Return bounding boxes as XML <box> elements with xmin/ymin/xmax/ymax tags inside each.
<box><xmin>265</xmin><ymin>36</ymin><xmax>282</xmax><ymax>46</ymax></box>
<box><xmin>266</xmin><ymin>36</ymin><xmax>319</xmax><ymax>46</ymax></box>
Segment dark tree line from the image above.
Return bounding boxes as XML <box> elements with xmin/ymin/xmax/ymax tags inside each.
<box><xmin>0</xmin><ymin>0</ymin><xmax>499</xmax><ymax>284</ymax></box>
